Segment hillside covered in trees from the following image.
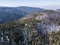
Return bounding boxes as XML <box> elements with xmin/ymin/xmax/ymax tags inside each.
<box><xmin>0</xmin><ymin>10</ymin><xmax>60</xmax><ymax>45</ymax></box>
<box><xmin>0</xmin><ymin>6</ymin><xmax>44</xmax><ymax>23</ymax></box>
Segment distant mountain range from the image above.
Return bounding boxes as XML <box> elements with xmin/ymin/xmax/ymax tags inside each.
<box><xmin>0</xmin><ymin>6</ymin><xmax>44</xmax><ymax>23</ymax></box>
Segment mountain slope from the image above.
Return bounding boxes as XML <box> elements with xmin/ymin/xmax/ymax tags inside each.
<box><xmin>19</xmin><ymin>10</ymin><xmax>60</xmax><ymax>33</ymax></box>
<box><xmin>0</xmin><ymin>10</ymin><xmax>60</xmax><ymax>45</ymax></box>
<box><xmin>0</xmin><ymin>6</ymin><xmax>44</xmax><ymax>23</ymax></box>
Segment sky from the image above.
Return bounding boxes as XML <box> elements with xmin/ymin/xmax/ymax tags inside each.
<box><xmin>0</xmin><ymin>0</ymin><xmax>60</xmax><ymax>9</ymax></box>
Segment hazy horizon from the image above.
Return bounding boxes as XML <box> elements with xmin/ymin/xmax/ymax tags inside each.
<box><xmin>0</xmin><ymin>0</ymin><xmax>60</xmax><ymax>9</ymax></box>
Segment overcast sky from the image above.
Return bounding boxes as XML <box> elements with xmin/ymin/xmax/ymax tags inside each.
<box><xmin>0</xmin><ymin>0</ymin><xmax>60</xmax><ymax>9</ymax></box>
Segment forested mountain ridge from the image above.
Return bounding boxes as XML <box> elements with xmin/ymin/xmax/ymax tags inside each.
<box><xmin>0</xmin><ymin>6</ymin><xmax>44</xmax><ymax>23</ymax></box>
<box><xmin>0</xmin><ymin>10</ymin><xmax>60</xmax><ymax>45</ymax></box>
